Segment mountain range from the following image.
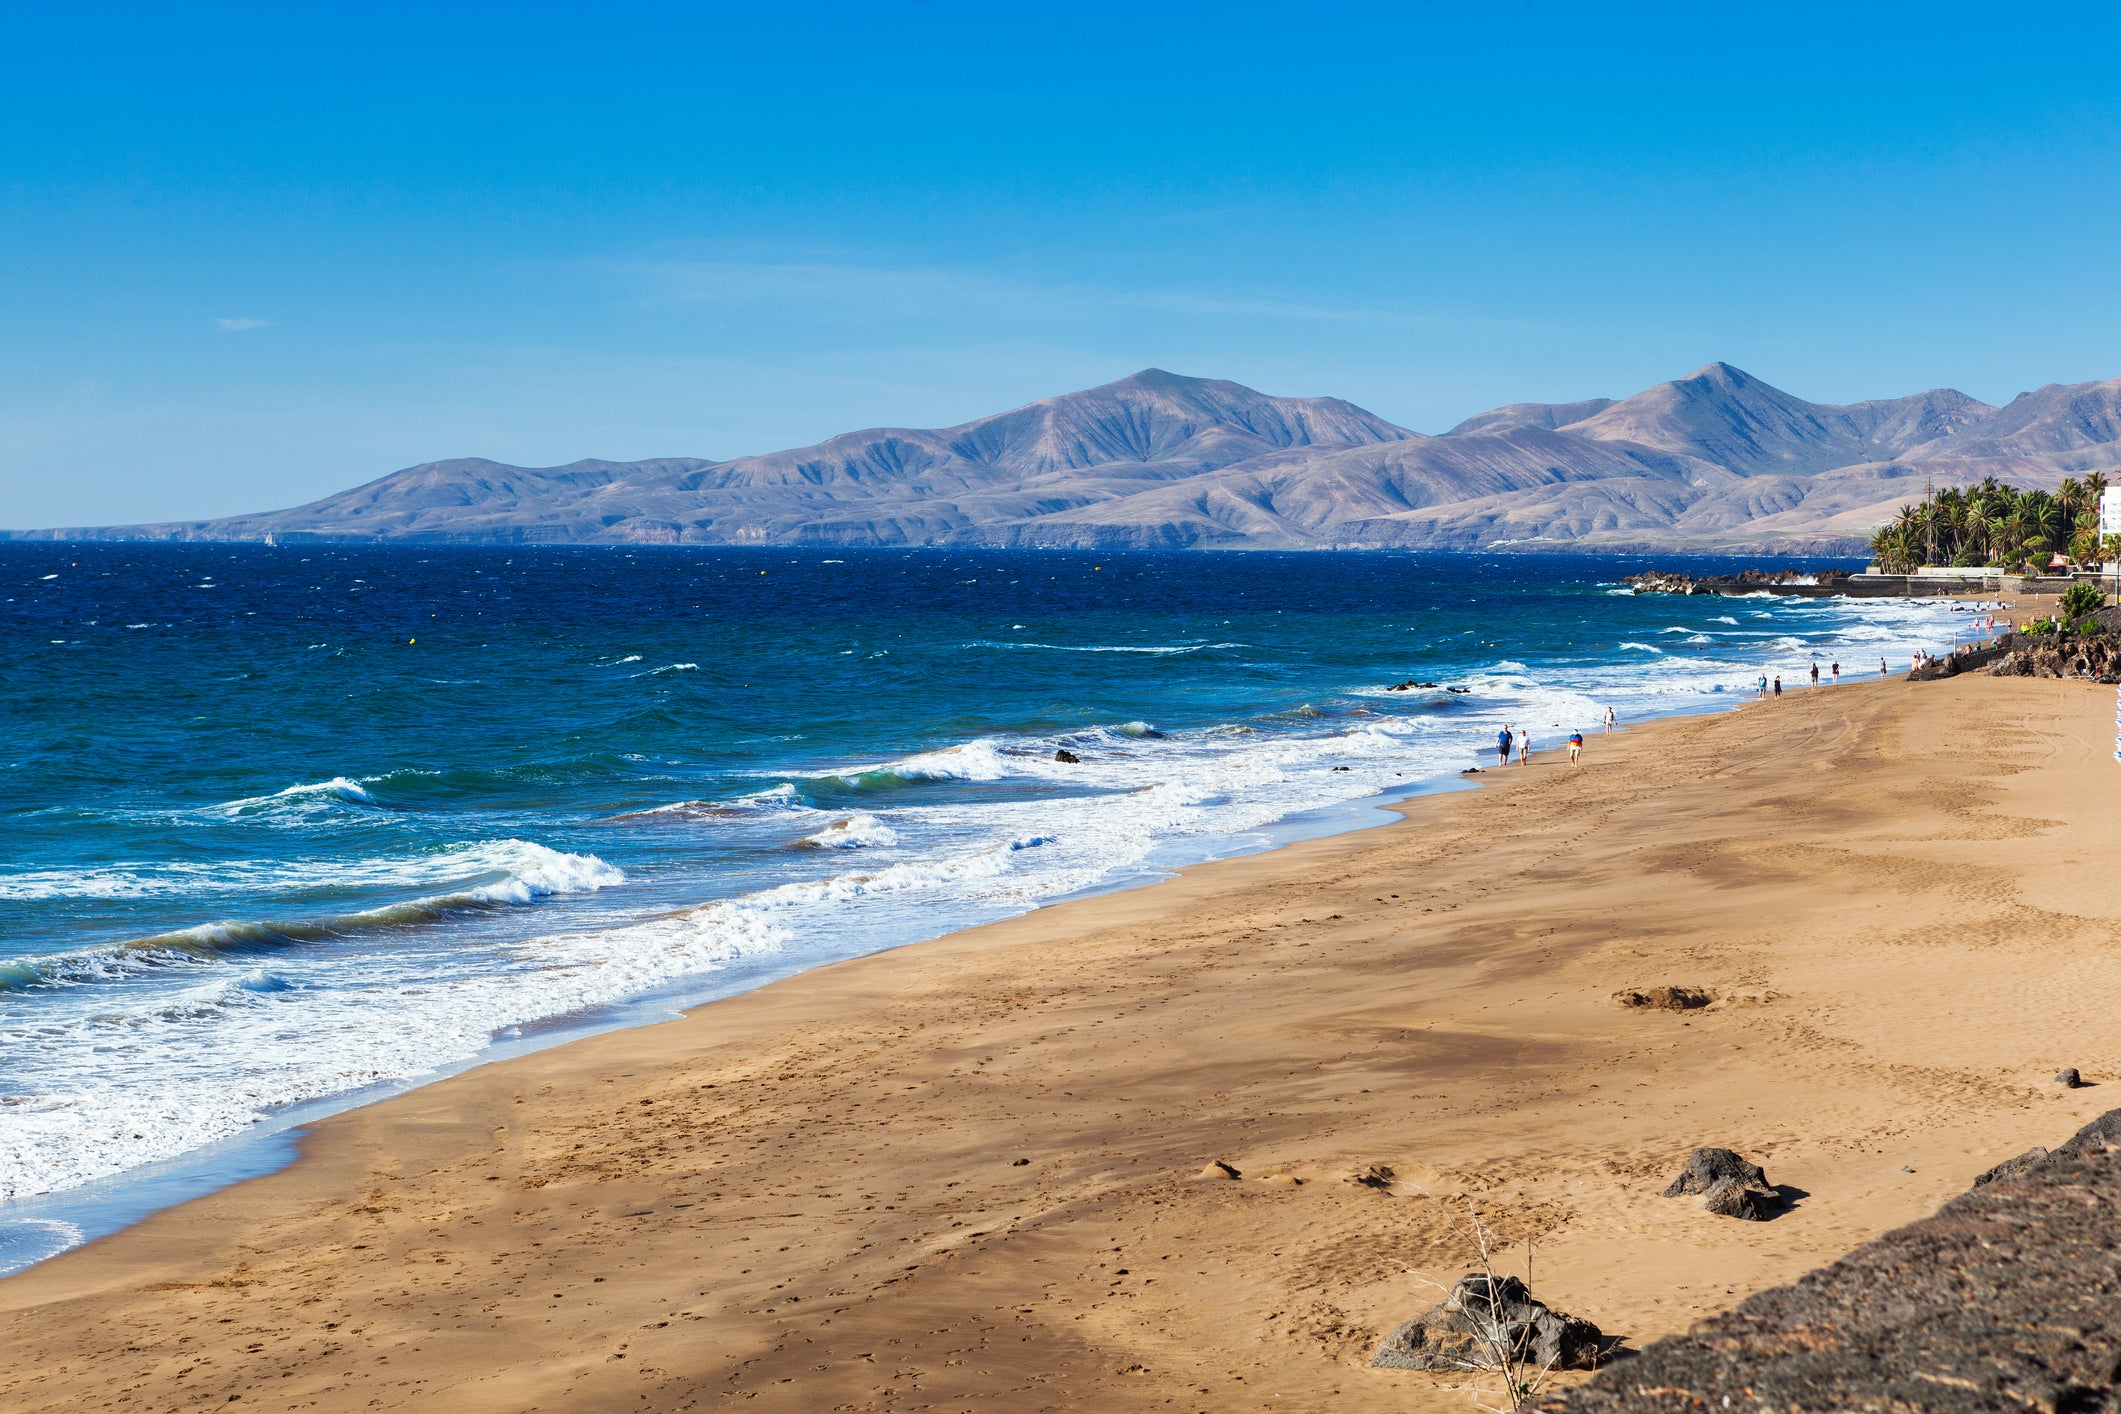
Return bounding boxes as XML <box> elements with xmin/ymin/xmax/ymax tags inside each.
<box><xmin>16</xmin><ymin>362</ymin><xmax>2121</xmax><ymax>553</ymax></box>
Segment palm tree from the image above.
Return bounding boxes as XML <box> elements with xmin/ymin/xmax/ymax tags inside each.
<box><xmin>1963</xmin><ymin>501</ymin><xmax>1994</xmax><ymax>565</ymax></box>
<box><xmin>1870</xmin><ymin>523</ymin><xmax>1915</xmax><ymax>574</ymax></box>
<box><xmin>2024</xmin><ymin>490</ymin><xmax>2063</xmax><ymax>553</ymax></box>
<box><xmin>1999</xmin><ymin>505</ymin><xmax>2033</xmax><ymax>566</ymax></box>
<box><xmin>2057</xmin><ymin>477</ymin><xmax>2088</xmax><ymax>524</ymax></box>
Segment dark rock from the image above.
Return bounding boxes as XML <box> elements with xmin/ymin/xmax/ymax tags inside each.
<box><xmin>1624</xmin><ymin>571</ymin><xmax>1701</xmax><ymax>595</ymax></box>
<box><xmin>1352</xmin><ymin>1163</ymin><xmax>1395</xmax><ymax>1190</ymax></box>
<box><xmin>1972</xmin><ymin>1147</ymin><xmax>2048</xmax><ymax>1187</ymax></box>
<box><xmin>1662</xmin><ymin>1147</ymin><xmax>1767</xmax><ymax>1197</ymax></box>
<box><xmin>1982</xmin><ymin>631</ymin><xmax>2121</xmax><ymax>684</ymax></box>
<box><xmin>1560</xmin><ymin>1106</ymin><xmax>2121</xmax><ymax>1414</ymax></box>
<box><xmin>1209</xmin><ymin>1159</ymin><xmax>1240</xmax><ymax>1179</ymax></box>
<box><xmin>1663</xmin><ymin>1147</ymin><xmax>1778</xmax><ymax>1220</ymax></box>
<box><xmin>2058</xmin><ymin>1067</ymin><xmax>2087</xmax><ymax>1088</ymax></box>
<box><xmin>1626</xmin><ymin>568</ymin><xmax>1822</xmax><ymax>596</ymax></box>
<box><xmin>1446</xmin><ymin>685</ymin><xmax>1471</xmax><ymax>694</ymax></box>
<box><xmin>1386</xmin><ymin>680</ymin><xmax>1441</xmax><ymax>692</ymax></box>
<box><xmin>1612</xmin><ymin>986</ymin><xmax>1714</xmax><ymax>1011</ymax></box>
<box><xmin>1053</xmin><ymin>749</ymin><xmax>1080</xmax><ymax>764</ymax></box>
<box><xmin>1372</xmin><ymin>1274</ymin><xmax>1603</xmax><ymax>1373</ymax></box>
<box><xmin>1700</xmin><ymin>1177</ymin><xmax>1774</xmax><ymax>1221</ymax></box>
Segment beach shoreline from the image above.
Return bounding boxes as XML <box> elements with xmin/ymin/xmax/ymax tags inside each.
<box><xmin>5</xmin><ymin>664</ymin><xmax>2115</xmax><ymax>1412</ymax></box>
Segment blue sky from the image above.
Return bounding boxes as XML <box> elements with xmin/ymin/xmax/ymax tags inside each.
<box><xmin>8</xmin><ymin>1</ymin><xmax>2121</xmax><ymax>526</ymax></box>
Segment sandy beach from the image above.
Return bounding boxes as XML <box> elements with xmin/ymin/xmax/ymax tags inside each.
<box><xmin>3</xmin><ymin>669</ymin><xmax>2117</xmax><ymax>1412</ymax></box>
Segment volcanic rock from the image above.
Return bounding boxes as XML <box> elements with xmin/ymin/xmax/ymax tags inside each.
<box><xmin>1612</xmin><ymin>986</ymin><xmax>1714</xmax><ymax>1011</ymax></box>
<box><xmin>1663</xmin><ymin>1147</ymin><xmax>1778</xmax><ymax>1220</ymax></box>
<box><xmin>1371</xmin><ymin>1274</ymin><xmax>1603</xmax><ymax>1373</ymax></box>
<box><xmin>1972</xmin><ymin>1146</ymin><xmax>2049</xmax><ymax>1187</ymax></box>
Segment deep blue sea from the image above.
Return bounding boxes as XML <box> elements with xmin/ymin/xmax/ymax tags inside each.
<box><xmin>0</xmin><ymin>543</ymin><xmax>1985</xmax><ymax>1268</ymax></box>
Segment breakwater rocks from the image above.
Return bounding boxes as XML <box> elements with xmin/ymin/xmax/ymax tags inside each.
<box><xmin>1624</xmin><ymin>569</ymin><xmax>1843</xmax><ymax>596</ymax></box>
<box><xmin>1557</xmin><ymin>1107</ymin><xmax>2121</xmax><ymax>1413</ymax></box>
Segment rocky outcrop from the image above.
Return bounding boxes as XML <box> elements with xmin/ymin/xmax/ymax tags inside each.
<box><xmin>1560</xmin><ymin>1108</ymin><xmax>2121</xmax><ymax>1412</ymax></box>
<box><xmin>1984</xmin><ymin>631</ymin><xmax>2121</xmax><ymax>683</ymax></box>
<box><xmin>1907</xmin><ymin>642</ymin><xmax>2012</xmax><ymax>680</ymax></box>
<box><xmin>1623</xmin><ymin>572</ymin><xmax>1703</xmax><ymax>595</ymax></box>
<box><xmin>1624</xmin><ymin>568</ymin><xmax>1842</xmax><ymax>596</ymax></box>
<box><xmin>1372</xmin><ymin>1274</ymin><xmax>1603</xmax><ymax>1373</ymax></box>
<box><xmin>1662</xmin><ymin>1147</ymin><xmax>1780</xmax><ymax>1221</ymax></box>
<box><xmin>1971</xmin><ymin>1145</ymin><xmax>2049</xmax><ymax>1187</ymax></box>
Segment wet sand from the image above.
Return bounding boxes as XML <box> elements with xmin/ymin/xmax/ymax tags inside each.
<box><xmin>3</xmin><ymin>672</ymin><xmax>2118</xmax><ymax>1412</ymax></box>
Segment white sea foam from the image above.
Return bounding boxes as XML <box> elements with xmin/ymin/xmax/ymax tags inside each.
<box><xmin>0</xmin><ymin>839</ymin><xmax>621</xmax><ymax>905</ymax></box>
<box><xmin>837</xmin><ymin>738</ymin><xmax>1015</xmax><ymax>784</ymax></box>
<box><xmin>966</xmin><ymin>640</ymin><xmax>1244</xmax><ymax>655</ymax></box>
<box><xmin>0</xmin><ymin>1218</ymin><xmax>84</xmax><ymax>1278</ymax></box>
<box><xmin>219</xmin><ymin>776</ymin><xmax>375</xmax><ymax>814</ymax></box>
<box><xmin>801</xmin><ymin>814</ymin><xmax>899</xmax><ymax>849</ymax></box>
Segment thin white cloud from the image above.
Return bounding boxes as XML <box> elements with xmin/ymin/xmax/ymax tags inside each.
<box><xmin>214</xmin><ymin>317</ymin><xmax>269</xmax><ymax>332</ymax></box>
<box><xmin>593</xmin><ymin>256</ymin><xmax>1548</xmax><ymax>336</ymax></box>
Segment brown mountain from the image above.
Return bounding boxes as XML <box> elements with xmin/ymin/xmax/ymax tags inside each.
<box><xmin>12</xmin><ymin>364</ymin><xmax>2121</xmax><ymax>553</ymax></box>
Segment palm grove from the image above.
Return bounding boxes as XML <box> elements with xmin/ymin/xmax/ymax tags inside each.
<box><xmin>1868</xmin><ymin>473</ymin><xmax>2120</xmax><ymax>573</ymax></box>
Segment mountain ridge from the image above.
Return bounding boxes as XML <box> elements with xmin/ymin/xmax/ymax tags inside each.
<box><xmin>13</xmin><ymin>365</ymin><xmax>2121</xmax><ymax>554</ymax></box>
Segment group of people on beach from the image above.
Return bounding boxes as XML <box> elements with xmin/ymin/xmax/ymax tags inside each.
<box><xmin>1494</xmin><ymin>706</ymin><xmax>1614</xmax><ymax>767</ymax></box>
<box><xmin>1756</xmin><ymin>658</ymin><xmax>1874</xmax><ymax>697</ymax></box>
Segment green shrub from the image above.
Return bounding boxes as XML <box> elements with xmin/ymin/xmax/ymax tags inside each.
<box><xmin>2059</xmin><ymin>582</ymin><xmax>2105</xmax><ymax>625</ymax></box>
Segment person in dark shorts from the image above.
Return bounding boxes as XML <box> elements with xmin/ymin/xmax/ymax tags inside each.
<box><xmin>1496</xmin><ymin>726</ymin><xmax>1513</xmax><ymax>765</ymax></box>
<box><xmin>1773</xmin><ymin>675</ymin><xmax>1782</xmax><ymax>696</ymax></box>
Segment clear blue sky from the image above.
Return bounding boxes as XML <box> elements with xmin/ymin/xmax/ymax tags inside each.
<box><xmin>8</xmin><ymin>1</ymin><xmax>2121</xmax><ymax>526</ymax></box>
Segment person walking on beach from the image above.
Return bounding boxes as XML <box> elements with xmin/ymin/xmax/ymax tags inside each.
<box><xmin>1496</xmin><ymin>726</ymin><xmax>1513</xmax><ymax>766</ymax></box>
<box><xmin>1757</xmin><ymin>673</ymin><xmax>1768</xmax><ymax>697</ymax></box>
<box><xmin>1602</xmin><ymin>705</ymin><xmax>1617</xmax><ymax>733</ymax></box>
<box><xmin>1518</xmin><ymin>730</ymin><xmax>1531</xmax><ymax>764</ymax></box>
<box><xmin>1879</xmin><ymin>656</ymin><xmax>1888</xmax><ymax>677</ymax></box>
<box><xmin>1568</xmin><ymin>729</ymin><xmax>1583</xmax><ymax>763</ymax></box>
<box><xmin>1773</xmin><ymin>675</ymin><xmax>1782</xmax><ymax>696</ymax></box>
<box><xmin>1831</xmin><ymin>660</ymin><xmax>1841</xmax><ymax>684</ymax></box>
<box><xmin>1810</xmin><ymin>660</ymin><xmax>1820</xmax><ymax>686</ymax></box>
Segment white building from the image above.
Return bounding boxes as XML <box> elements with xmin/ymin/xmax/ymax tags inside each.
<box><xmin>2102</xmin><ymin>486</ymin><xmax>2121</xmax><ymax>539</ymax></box>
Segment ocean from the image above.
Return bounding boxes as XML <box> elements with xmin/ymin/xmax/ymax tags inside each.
<box><xmin>0</xmin><ymin>543</ymin><xmax>1984</xmax><ymax>1270</ymax></box>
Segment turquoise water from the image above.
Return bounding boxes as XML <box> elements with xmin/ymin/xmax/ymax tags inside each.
<box><xmin>0</xmin><ymin>544</ymin><xmax>1978</xmax><ymax>1266</ymax></box>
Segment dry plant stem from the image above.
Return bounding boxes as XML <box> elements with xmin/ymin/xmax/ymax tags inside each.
<box><xmin>1465</xmin><ymin>1203</ymin><xmax>1564</xmax><ymax>1414</ymax></box>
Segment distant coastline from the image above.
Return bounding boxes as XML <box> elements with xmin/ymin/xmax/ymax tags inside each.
<box><xmin>15</xmin><ymin>362</ymin><xmax>2121</xmax><ymax>555</ymax></box>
